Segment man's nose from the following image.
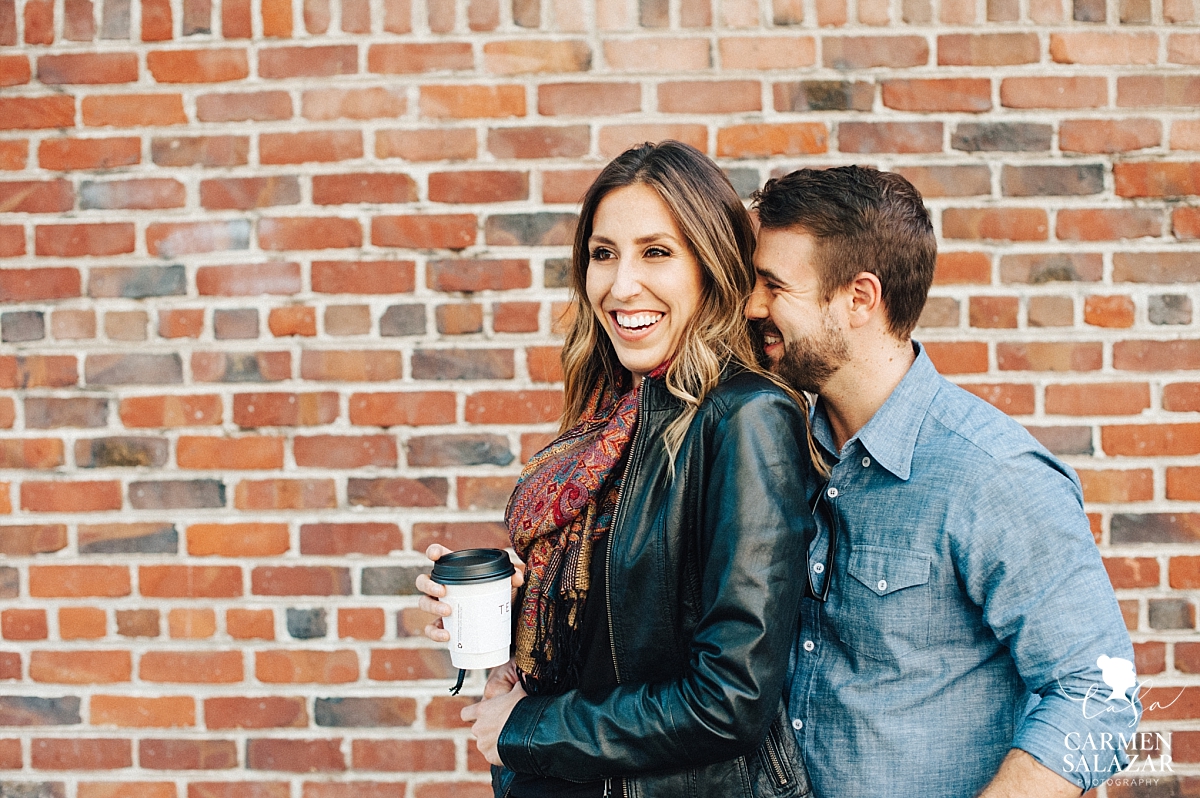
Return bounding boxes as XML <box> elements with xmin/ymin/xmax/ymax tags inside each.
<box><xmin>744</xmin><ymin>285</ymin><xmax>768</xmax><ymax>319</ymax></box>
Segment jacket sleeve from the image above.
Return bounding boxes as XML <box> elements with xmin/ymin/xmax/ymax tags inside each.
<box><xmin>497</xmin><ymin>389</ymin><xmax>814</xmax><ymax>780</ymax></box>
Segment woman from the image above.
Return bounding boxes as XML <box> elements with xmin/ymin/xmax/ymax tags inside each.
<box><xmin>417</xmin><ymin>141</ymin><xmax>815</xmax><ymax>798</ymax></box>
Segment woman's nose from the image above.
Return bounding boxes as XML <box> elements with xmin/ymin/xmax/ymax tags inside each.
<box><xmin>609</xmin><ymin>256</ymin><xmax>641</xmax><ymax>301</ymax></box>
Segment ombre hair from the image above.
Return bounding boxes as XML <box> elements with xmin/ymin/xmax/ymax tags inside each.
<box><xmin>559</xmin><ymin>141</ymin><xmax>794</xmax><ymax>458</ymax></box>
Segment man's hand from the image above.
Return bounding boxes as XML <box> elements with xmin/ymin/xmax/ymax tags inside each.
<box><xmin>976</xmin><ymin>749</ymin><xmax>1082</xmax><ymax>798</ymax></box>
<box><xmin>414</xmin><ymin>544</ymin><xmax>524</xmax><ymax>643</ymax></box>
<box><xmin>462</xmin><ymin>680</ymin><xmax>527</xmax><ymax>766</ymax></box>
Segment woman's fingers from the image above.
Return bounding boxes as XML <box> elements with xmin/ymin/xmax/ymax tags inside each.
<box><xmin>423</xmin><ymin>621</ymin><xmax>450</xmax><ymax>643</ymax></box>
<box><xmin>414</xmin><ymin>573</ymin><xmax>447</xmax><ymax>600</ymax></box>
<box><xmin>425</xmin><ymin>543</ymin><xmax>452</xmax><ymax>561</ymax></box>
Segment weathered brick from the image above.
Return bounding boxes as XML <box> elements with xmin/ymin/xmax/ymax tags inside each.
<box><xmin>943</xmin><ymin>208</ymin><xmax>1049</xmax><ymax>241</ymax></box>
<box><xmin>196</xmin><ymin>91</ymin><xmax>293</xmax><ymax>122</ymax></box>
<box><xmin>952</xmin><ymin>123</ymin><xmax>1052</xmax><ymax>152</ymax></box>
<box><xmin>1059</xmin><ymin>119</ymin><xmax>1161</xmax><ymax>153</ymax></box>
<box><xmin>1150</xmin><ymin>294</ymin><xmax>1193</xmax><ymax>325</ymax></box>
<box><xmin>366</xmin><ymin>650</ymin><xmax>454</xmax><ymax>682</ymax></box>
<box><xmin>286</xmin><ymin>609</ymin><xmax>326</xmax><ymax>639</ymax></box>
<box><xmin>152</xmin><ymin>136</ymin><xmax>249</xmax><ymax>168</ymax></box>
<box><xmin>419</xmin><ymin>85</ymin><xmax>525</xmax><ymax>118</ymax></box>
<box><xmin>140</xmin><ymin>739</ymin><xmax>236</xmax><ymax>770</ymax></box>
<box><xmin>347</xmin><ymin>477</ymin><xmax>449</xmax><ymax>507</ymax></box>
<box><xmin>192</xmin><ymin>351</ymin><xmax>291</xmax><ymax>383</ymax></box>
<box><xmin>315</xmin><ymin>698</ymin><xmax>415</xmax><ymax>727</ymax></box>
<box><xmin>997</xmin><ymin>342</ymin><xmax>1102</xmax><ymax>372</ymax></box>
<box><xmin>201</xmin><ymin>177</ymin><xmax>300</xmax><ymax>210</ymax></box>
<box><xmin>1115</xmin><ymin>340</ymin><xmax>1200</xmax><ymax>371</ymax></box>
<box><xmin>259</xmin><ymin>217</ymin><xmax>362</xmax><ymax>251</ymax></box>
<box><xmin>31</xmin><ymin>739</ymin><xmax>131</xmax><ymax>770</ymax></box>
<box><xmin>376</xmin><ymin>129</ymin><xmax>476</xmax><ymax>161</ymax></box>
<box><xmin>824</xmin><ymin>35</ymin><xmax>928</xmax><ymax>68</ymax></box>
<box><xmin>1117</xmin><ymin>75</ymin><xmax>1200</xmax><ymax>107</ymax></box>
<box><xmin>839</xmin><ymin>122</ymin><xmax>942</xmax><ymax>153</ymax></box>
<box><xmin>115</xmin><ymin>608</ymin><xmax>160</xmax><ymax>638</ymax></box>
<box><xmin>76</xmin><ymin>437</ymin><xmax>168</xmax><ymax>468</ymax></box>
<box><xmin>140</xmin><ymin>565</ymin><xmax>241</xmax><ymax>597</ymax></box>
<box><xmin>1002</xmin><ymin>165</ymin><xmax>1104</xmax><ymax>196</ymax></box>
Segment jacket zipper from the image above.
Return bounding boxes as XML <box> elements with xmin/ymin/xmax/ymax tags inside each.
<box><xmin>606</xmin><ymin>380</ymin><xmax>646</xmax><ymax>685</ymax></box>
<box><xmin>763</xmin><ymin>725</ymin><xmax>790</xmax><ymax>788</ymax></box>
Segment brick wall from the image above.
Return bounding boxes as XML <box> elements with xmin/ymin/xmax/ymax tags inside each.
<box><xmin>0</xmin><ymin>0</ymin><xmax>1198</xmax><ymax>794</ymax></box>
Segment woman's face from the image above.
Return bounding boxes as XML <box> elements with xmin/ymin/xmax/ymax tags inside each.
<box><xmin>585</xmin><ymin>183</ymin><xmax>705</xmax><ymax>385</ymax></box>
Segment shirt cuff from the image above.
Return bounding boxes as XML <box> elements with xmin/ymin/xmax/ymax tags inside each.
<box><xmin>1013</xmin><ymin>713</ymin><xmax>1131</xmax><ymax>793</ymax></box>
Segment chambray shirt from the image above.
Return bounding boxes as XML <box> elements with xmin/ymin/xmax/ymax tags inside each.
<box><xmin>788</xmin><ymin>344</ymin><xmax>1140</xmax><ymax>798</ymax></box>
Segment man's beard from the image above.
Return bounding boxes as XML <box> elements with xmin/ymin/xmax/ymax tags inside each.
<box><xmin>773</xmin><ymin>312</ymin><xmax>850</xmax><ymax>395</ymax></box>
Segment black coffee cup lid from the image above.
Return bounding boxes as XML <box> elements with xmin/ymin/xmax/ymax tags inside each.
<box><xmin>431</xmin><ymin>548</ymin><xmax>515</xmax><ymax>585</ymax></box>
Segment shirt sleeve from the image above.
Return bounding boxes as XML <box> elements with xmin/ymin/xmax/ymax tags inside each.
<box><xmin>953</xmin><ymin>449</ymin><xmax>1142</xmax><ymax>793</ymax></box>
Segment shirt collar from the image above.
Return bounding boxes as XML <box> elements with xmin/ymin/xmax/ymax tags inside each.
<box><xmin>811</xmin><ymin>342</ymin><xmax>940</xmax><ymax>481</ymax></box>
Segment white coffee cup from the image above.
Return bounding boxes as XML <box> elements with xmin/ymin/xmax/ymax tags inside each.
<box><xmin>431</xmin><ymin>548</ymin><xmax>515</xmax><ymax>670</ymax></box>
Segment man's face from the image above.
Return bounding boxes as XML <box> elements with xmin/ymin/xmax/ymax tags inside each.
<box><xmin>745</xmin><ymin>227</ymin><xmax>850</xmax><ymax>394</ymax></box>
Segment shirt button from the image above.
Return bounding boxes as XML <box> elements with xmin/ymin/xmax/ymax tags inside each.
<box><xmin>792</xmin><ymin>719</ymin><xmax>804</xmax><ymax>730</ymax></box>
<box><xmin>826</xmin><ymin>486</ymin><xmax>839</xmax><ymax>499</ymax></box>
<box><xmin>803</xmin><ymin>640</ymin><xmax>815</xmax><ymax>652</ymax></box>
<box><xmin>862</xmin><ymin>456</ymin><xmax>871</xmax><ymax>468</ymax></box>
<box><xmin>812</xmin><ymin>563</ymin><xmax>824</xmax><ymax>574</ymax></box>
<box><xmin>877</xmin><ymin>579</ymin><xmax>888</xmax><ymax>592</ymax></box>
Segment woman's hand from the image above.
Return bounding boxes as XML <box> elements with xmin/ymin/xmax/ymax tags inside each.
<box><xmin>484</xmin><ymin>657</ymin><xmax>521</xmax><ymax>699</ymax></box>
<box><xmin>414</xmin><ymin>544</ymin><xmax>525</xmax><ymax>643</ymax></box>
<box><xmin>462</xmin><ymin>680</ymin><xmax>528</xmax><ymax>766</ymax></box>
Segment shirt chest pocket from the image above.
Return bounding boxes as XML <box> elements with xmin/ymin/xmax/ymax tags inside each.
<box><xmin>831</xmin><ymin>545</ymin><xmax>932</xmax><ymax>662</ymax></box>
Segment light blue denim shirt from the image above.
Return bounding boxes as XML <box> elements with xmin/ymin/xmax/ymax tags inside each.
<box><xmin>789</xmin><ymin>343</ymin><xmax>1140</xmax><ymax>798</ymax></box>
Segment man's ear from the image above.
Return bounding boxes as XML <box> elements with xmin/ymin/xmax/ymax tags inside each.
<box><xmin>846</xmin><ymin>271</ymin><xmax>883</xmax><ymax>330</ymax></box>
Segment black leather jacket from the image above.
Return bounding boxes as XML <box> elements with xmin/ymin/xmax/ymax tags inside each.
<box><xmin>496</xmin><ymin>369</ymin><xmax>815</xmax><ymax>798</ymax></box>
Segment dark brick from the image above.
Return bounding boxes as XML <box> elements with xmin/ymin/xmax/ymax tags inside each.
<box><xmin>379</xmin><ymin>305</ymin><xmax>425</xmax><ymax>337</ymax></box>
<box><xmin>773</xmin><ymin>80</ymin><xmax>874</xmax><ymax>112</ymax></box>
<box><xmin>75</xmin><ymin>436</ymin><xmax>168</xmax><ymax>467</ymax></box>
<box><xmin>427</xmin><ymin>259</ymin><xmax>532</xmax><ymax>292</ymax></box>
<box><xmin>25</xmin><ymin>397</ymin><xmax>108</xmax><ymax>429</ymax></box>
<box><xmin>86</xmin><ymin>353</ymin><xmax>183</xmax><ymax>385</ymax></box>
<box><xmin>544</xmin><ymin>258</ymin><xmax>570</xmax><ymax>288</ymax></box>
<box><xmin>88</xmin><ymin>265</ymin><xmax>186</xmax><ymax>298</ymax></box>
<box><xmin>722</xmin><ymin>168</ymin><xmax>759</xmax><ymax>200</ymax></box>
<box><xmin>1001</xmin><ymin>164</ymin><xmax>1104</xmax><ymax>196</ymax></box>
<box><xmin>1074</xmin><ymin>0</ymin><xmax>1104</xmax><ymax>20</ymax></box>
<box><xmin>0</xmin><ymin>785</ymin><xmax>65</xmax><ymax>798</ymax></box>
<box><xmin>214</xmin><ymin>308</ymin><xmax>259</xmax><ymax>340</ymax></box>
<box><xmin>1150</xmin><ymin>295</ymin><xmax>1192</xmax><ymax>325</ymax></box>
<box><xmin>299</xmin><ymin>523</ymin><xmax>404</xmax><ymax>555</ymax></box>
<box><xmin>484</xmin><ymin>213</ymin><xmax>576</xmax><ymax>246</ymax></box>
<box><xmin>2</xmin><ymin>311</ymin><xmax>44</xmax><ymax>342</ymax></box>
<box><xmin>140</xmin><ymin>739</ymin><xmax>238</xmax><ymax>770</ymax></box>
<box><xmin>361</xmin><ymin>566</ymin><xmax>423</xmax><ymax>596</ymax></box>
<box><xmin>1112</xmin><ymin>513</ymin><xmax>1200</xmax><ymax>544</ymax></box>
<box><xmin>410</xmin><ymin>349</ymin><xmax>514</xmax><ymax>380</ymax></box>
<box><xmin>192</xmin><ymin>352</ymin><xmax>290</xmax><ymax>383</ymax></box>
<box><xmin>0</xmin><ymin>568</ymin><xmax>17</xmax><ymax>599</ymax></box>
<box><xmin>1148</xmin><ymin>598</ymin><xmax>1193</xmax><ymax>630</ymax></box>
<box><xmin>78</xmin><ymin>522</ymin><xmax>177</xmax><ymax>554</ymax></box>
<box><xmin>0</xmin><ymin>525</ymin><xmax>66</xmax><ymax>555</ymax></box>
<box><xmin>314</xmin><ymin>697</ymin><xmax>416</xmax><ymax>727</ymax></box>
<box><xmin>130</xmin><ymin>480</ymin><xmax>225</xmax><ymax>509</ymax></box>
<box><xmin>1025</xmin><ymin>426</ymin><xmax>1094</xmax><ymax>456</ymax></box>
<box><xmin>346</xmin><ymin>477</ymin><xmax>449</xmax><ymax>507</ymax></box>
<box><xmin>116</xmin><ymin>608</ymin><xmax>160</xmax><ymax>637</ymax></box>
<box><xmin>0</xmin><ymin>697</ymin><xmax>81</xmax><ymax>726</ymax></box>
<box><xmin>407</xmin><ymin>433</ymin><xmax>513</xmax><ymax>466</ymax></box>
<box><xmin>952</xmin><ymin>123</ymin><xmax>1053</xmax><ymax>152</ymax></box>
<box><xmin>287</xmin><ymin>608</ymin><xmax>327</xmax><ymax>639</ymax></box>
<box><xmin>1000</xmin><ymin>253</ymin><xmax>1103</xmax><ymax>284</ymax></box>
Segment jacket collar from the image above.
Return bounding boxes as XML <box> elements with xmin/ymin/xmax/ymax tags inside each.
<box><xmin>811</xmin><ymin>342</ymin><xmax>939</xmax><ymax>482</ymax></box>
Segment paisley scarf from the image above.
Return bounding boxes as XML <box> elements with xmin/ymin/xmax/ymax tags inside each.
<box><xmin>506</xmin><ymin>367</ymin><xmax>660</xmax><ymax>694</ymax></box>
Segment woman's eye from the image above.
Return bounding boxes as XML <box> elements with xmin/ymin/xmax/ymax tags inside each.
<box><xmin>590</xmin><ymin>247</ymin><xmax>614</xmax><ymax>261</ymax></box>
<box><xmin>645</xmin><ymin>246</ymin><xmax>670</xmax><ymax>258</ymax></box>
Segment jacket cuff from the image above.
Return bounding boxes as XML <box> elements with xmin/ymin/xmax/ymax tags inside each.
<box><xmin>497</xmin><ymin>694</ymin><xmax>552</xmax><ymax>775</ymax></box>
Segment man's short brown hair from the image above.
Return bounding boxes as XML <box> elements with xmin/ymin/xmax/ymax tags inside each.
<box><xmin>751</xmin><ymin>166</ymin><xmax>937</xmax><ymax>340</ymax></box>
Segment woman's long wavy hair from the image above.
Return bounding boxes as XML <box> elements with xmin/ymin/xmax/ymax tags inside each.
<box><xmin>560</xmin><ymin>140</ymin><xmax>799</xmax><ymax>460</ymax></box>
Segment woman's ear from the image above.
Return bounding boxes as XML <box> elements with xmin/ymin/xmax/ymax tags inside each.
<box><xmin>846</xmin><ymin>271</ymin><xmax>883</xmax><ymax>330</ymax></box>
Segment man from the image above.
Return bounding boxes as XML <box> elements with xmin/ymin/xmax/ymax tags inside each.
<box><xmin>745</xmin><ymin>166</ymin><xmax>1141</xmax><ymax>798</ymax></box>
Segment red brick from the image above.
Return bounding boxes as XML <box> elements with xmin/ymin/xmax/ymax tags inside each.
<box><xmin>299</xmin><ymin>351</ymin><xmax>403</xmax><ymax>382</ymax></box>
<box><xmin>81</xmin><ymin>178</ymin><xmax>185</xmax><ymax>210</ymax></box>
<box><xmin>411</xmin><ymin>521</ymin><xmax>508</xmax><ymax>551</ymax></box>
<box><xmin>482</xmin><ymin>39</ymin><xmax>590</xmax><ymax>74</ymax></box>
<box><xmin>1050</xmin><ymin>32</ymin><xmax>1158</xmax><ymax>64</ymax></box>
<box><xmin>232</xmin><ymin>392</ymin><xmax>336</xmax><ymax>428</ymax></box>
<box><xmin>30</xmin><ymin>651</ymin><xmax>130</xmax><ymax>683</ymax></box>
<box><xmin>348</xmin><ymin>392</ymin><xmax>456</xmax><ymax>426</ymax></box>
<box><xmin>259</xmin><ymin>45</ymin><xmax>357</xmax><ymax>78</ymax></box>
<box><xmin>91</xmin><ymin>696</ymin><xmax>195</xmax><ymax>728</ymax></box>
<box><xmin>658</xmin><ymin>80</ymin><xmax>761</xmax><ymax>114</ymax></box>
<box><xmin>1118</xmin><ymin>75</ymin><xmax>1200</xmax><ymax>107</ymax></box>
<box><xmin>1059</xmin><ymin>119</ymin><xmax>1161</xmax><ymax>154</ymax></box>
<box><xmin>2</xmin><ymin>609</ymin><xmax>47</xmax><ymax>640</ymax></box>
<box><xmin>145</xmin><ymin>220</ymin><xmax>249</xmax><ymax>257</ymax></box>
<box><xmin>140</xmin><ymin>739</ymin><xmax>235</xmax><ymax>770</ymax></box>
<box><xmin>0</xmin><ymin>180</ymin><xmax>73</xmax><ymax>213</ymax></box>
<box><xmin>260</xmin><ymin>131</ymin><xmax>363</xmax><ymax>164</ymax></box>
<box><xmin>1078</xmin><ymin>469</ymin><xmax>1154</xmax><ymax>503</ymax></box>
<box><xmin>428</xmin><ymin>171</ymin><xmax>528</xmax><ymax>204</ymax></box>
<box><xmin>140</xmin><ymin>565</ymin><xmax>242</xmax><ymax>598</ymax></box>
<box><xmin>893</xmin><ymin>166</ymin><xmax>991</xmax><ymax>199</ymax></box>
<box><xmin>1115</xmin><ymin>340</ymin><xmax>1200</xmax><ymax>371</ymax></box>
<box><xmin>838</xmin><ymin>122</ymin><xmax>942</xmax><ymax>153</ymax></box>
<box><xmin>599</xmin><ymin>123</ymin><xmax>708</xmax><ymax>157</ymax></box>
<box><xmin>538</xmin><ymin>82</ymin><xmax>639</xmax><ymax>116</ymax></box>
<box><xmin>197</xmin><ymin>91</ymin><xmax>293</xmax><ymax>122</ymax></box>
<box><xmin>177</xmin><ymin>436</ymin><xmax>284</xmax><ymax>470</ymax></box>
<box><xmin>457</xmin><ymin>475</ymin><xmax>518</xmax><ymax>510</ymax></box>
<box><xmin>376</xmin><ymin>128</ymin><xmax>476</xmax><ymax>162</ymax></box>
<box><xmin>1115</xmin><ymin>162</ymin><xmax>1200</xmax><ymax>198</ymax></box>
<box><xmin>311</xmin><ymin>260</ymin><xmax>415</xmax><ymax>295</ymax></box>
<box><xmin>1081</xmin><ymin>295</ymin><xmax>1135</xmax><ymax>328</ymax></box>
<box><xmin>252</xmin><ymin>566</ymin><xmax>350</xmax><ymax>596</ymax></box>
<box><xmin>337</xmin><ymin>609</ymin><xmax>386</xmax><ymax>640</ymax></box>
<box><xmin>29</xmin><ymin>565</ymin><xmax>129</xmax><ymax>597</ymax></box>
<box><xmin>998</xmin><ymin>342</ymin><xmax>1102</xmax><ymax>372</ymax></box>
<box><xmin>1058</xmin><ymin>208</ymin><xmax>1163</xmax><ymax>241</ymax></box>
<box><xmin>934</xmin><ymin>252</ymin><xmax>990</xmax><ymax>284</ymax></box>
<box><xmin>527</xmin><ymin>347</ymin><xmax>563</xmax><ymax>383</ymax></box>
<box><xmin>187</xmin><ymin>523</ymin><xmax>289</xmax><ymax>556</ymax></box>
<box><xmin>0</xmin><ymin>226</ymin><xmax>22</xmax><ymax>257</ymax></box>
<box><xmin>312</xmin><ymin>173</ymin><xmax>417</xmax><ymax>205</ymax></box>
<box><xmin>0</xmin><ymin>54</ymin><xmax>30</xmax><ymax>86</ymax></box>
<box><xmin>259</xmin><ymin>217</ymin><xmax>362</xmax><ymax>251</ymax></box>
<box><xmin>205</xmin><ymin>697</ymin><xmax>307</xmax><ymax>729</ymax></box>
<box><xmin>140</xmin><ymin>651</ymin><xmax>243</xmax><ymax>683</ymax></box>
<box><xmin>79</xmin><ymin>783</ymin><xmax>176</xmax><ymax>798</ymax></box>
<box><xmin>419</xmin><ymin>85</ymin><xmax>525</xmax><ymax>118</ymax></box>
<box><xmin>1102</xmin><ymin>423</ymin><xmax>1200</xmax><ymax>456</ymax></box>
<box><xmin>367</xmin><ymin>650</ymin><xmax>454</xmax><ymax>682</ymax></box>
<box><xmin>34</xmin><ymin>223</ymin><xmax>134</xmax><ymax>256</ymax></box>
<box><xmin>299</xmin><ymin>523</ymin><xmax>403</xmax><ymax>556</ymax></box>
<box><xmin>427</xmin><ymin>259</ymin><xmax>531</xmax><ymax>291</ymax></box>
<box><xmin>0</xmin><ymin>96</ymin><xmax>75</xmax><ymax>130</ymax></box>
<box><xmin>82</xmin><ymin>94</ymin><xmax>186</xmax><ymax>127</ymax></box>
<box><xmin>140</xmin><ymin>0</ymin><xmax>171</xmax><ymax>39</ymax></box>
<box><xmin>0</xmin><ymin>356</ymin><xmax>78</xmax><ymax>389</ymax></box>
<box><xmin>1168</xmin><ymin>466</ymin><xmax>1200</xmax><ymax>500</ymax></box>
<box><xmin>1169</xmin><ymin>33</ymin><xmax>1200</xmax><ymax>64</ymax></box>
<box><xmin>717</xmin><ymin>35</ymin><xmax>814</xmax><ymax>69</ymax></box>
<box><xmin>1000</xmin><ymin>77</ymin><xmax>1107</xmax><ymax>108</ymax></box>
<box><xmin>32</xmin><ymin>739</ymin><xmax>131</xmax><ymax>770</ymax></box>
<box><xmin>1045</xmin><ymin>383</ymin><xmax>1150</xmax><ymax>416</ymax></box>
<box><xmin>823</xmin><ymin>35</ymin><xmax>928</xmax><ymax>68</ymax></box>
<box><xmin>249</xmin><ymin>739</ymin><xmax>345</xmax><ymax>773</ymax></box>
<box><xmin>38</xmin><ymin>53</ymin><xmax>138</xmax><ymax>84</ymax></box>
<box><xmin>717</xmin><ymin>123</ymin><xmax>827</xmax><ymax>158</ymax></box>
<box><xmin>293</xmin><ymin>434</ymin><xmax>397</xmax><ymax>468</ymax></box>
<box><xmin>371</xmin><ymin>215</ymin><xmax>476</xmax><ymax>249</ymax></box>
<box><xmin>352</xmin><ymin>739</ymin><xmax>453</xmax><ymax>772</ymax></box>
<box><xmin>603</xmin><ymin>37</ymin><xmax>710</xmax><ymax>71</ymax></box>
<box><xmin>943</xmin><ymin>208</ymin><xmax>1048</xmax><ymax>241</ymax></box>
<box><xmin>201</xmin><ymin>177</ymin><xmax>299</xmax><ymax>211</ymax></box>
<box><xmin>1170</xmin><ymin>557</ymin><xmax>1200</xmax><ymax>589</ymax></box>
<box><xmin>493</xmin><ymin>301</ymin><xmax>539</xmax><ymax>332</ymax></box>
<box><xmin>0</xmin><ymin>441</ymin><xmax>64</xmax><ymax>470</ymax></box>
<box><xmin>21</xmin><ymin>481</ymin><xmax>120</xmax><ymax>512</ymax></box>
<box><xmin>542</xmin><ymin>169</ymin><xmax>602</xmax><ymax>204</ymax></box>
<box><xmin>1175</xmin><ymin>207</ymin><xmax>1200</xmax><ymax>239</ymax></box>
<box><xmin>147</xmin><ymin>49</ymin><xmax>248</xmax><ymax>82</ymax></box>
<box><xmin>348</xmin><ymin>477</ymin><xmax>448</xmax><ymax>508</ymax></box>
<box><xmin>188</xmin><ymin>783</ymin><xmax>290</xmax><ymax>798</ymax></box>
<box><xmin>968</xmin><ymin>296</ymin><xmax>1018</xmax><ymax>328</ymax></box>
<box><xmin>0</xmin><ymin>267</ymin><xmax>79</xmax><ymax>301</ymax></box>
<box><xmin>119</xmin><ymin>395</ymin><xmax>222</xmax><ymax>427</ymax></box>
<box><xmin>882</xmin><ymin>78</ymin><xmax>991</xmax><ymax>112</ymax></box>
<box><xmin>367</xmin><ymin>42</ymin><xmax>472</xmax><ymax>73</ymax></box>
<box><xmin>465</xmin><ymin>390</ymin><xmax>562</xmax><ymax>423</ymax></box>
<box><xmin>260</xmin><ymin>0</ymin><xmax>290</xmax><ymax>35</ymax></box>
<box><xmin>196</xmin><ymin>262</ymin><xmax>299</xmax><ymax>295</ymax></box>
<box><xmin>1166</xmin><ymin>383</ymin><xmax>1200</xmax><ymax>412</ymax></box>
<box><xmin>256</xmin><ymin>650</ymin><xmax>358</xmax><ymax>683</ymax></box>
<box><xmin>938</xmin><ymin>33</ymin><xmax>1040</xmax><ymax>65</ymax></box>
<box><xmin>487</xmin><ymin>126</ymin><xmax>589</xmax><ymax>159</ymax></box>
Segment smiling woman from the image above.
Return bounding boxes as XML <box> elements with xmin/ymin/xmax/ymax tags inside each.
<box><xmin>417</xmin><ymin>141</ymin><xmax>818</xmax><ymax>798</ymax></box>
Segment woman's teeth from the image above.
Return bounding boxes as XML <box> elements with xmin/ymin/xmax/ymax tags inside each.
<box><xmin>615</xmin><ymin>312</ymin><xmax>663</xmax><ymax>330</ymax></box>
